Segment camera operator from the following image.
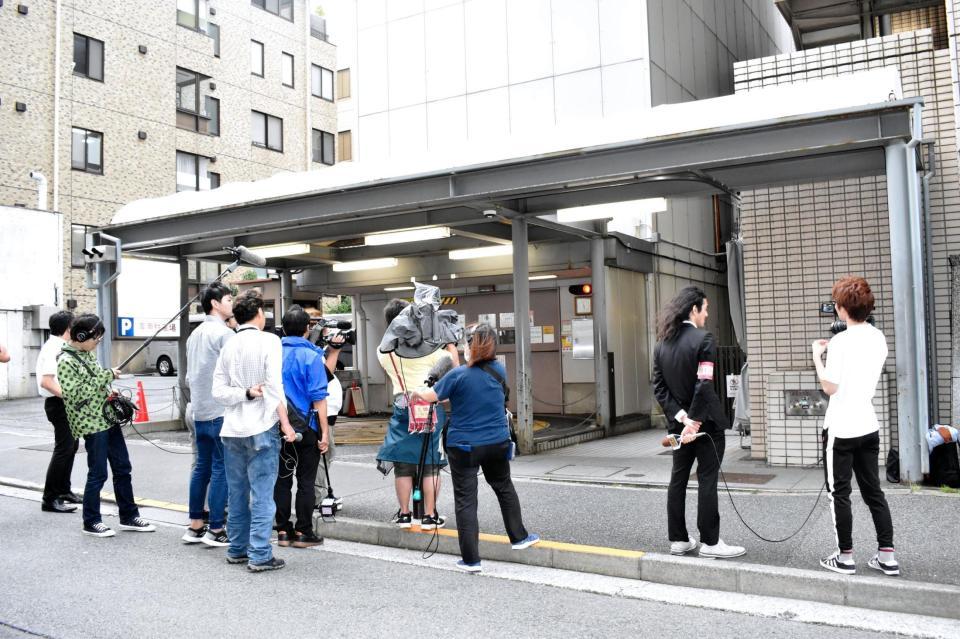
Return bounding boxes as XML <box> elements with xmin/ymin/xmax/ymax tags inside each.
<box><xmin>411</xmin><ymin>324</ymin><xmax>539</xmax><ymax>573</ymax></box>
<box><xmin>273</xmin><ymin>306</ymin><xmax>330</xmax><ymax>549</ymax></box>
<box><xmin>377</xmin><ymin>299</ymin><xmax>457</xmax><ymax>530</ymax></box>
<box><xmin>57</xmin><ymin>314</ymin><xmax>155</xmax><ymax>537</ymax></box>
<box><xmin>812</xmin><ymin>276</ymin><xmax>898</xmax><ymax>576</ymax></box>
<box><xmin>305</xmin><ymin>309</ymin><xmax>345</xmax><ymax>502</ymax></box>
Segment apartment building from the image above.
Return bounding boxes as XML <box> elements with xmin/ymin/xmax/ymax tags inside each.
<box><xmin>0</xmin><ymin>0</ymin><xmax>337</xmax><ymax>311</ymax></box>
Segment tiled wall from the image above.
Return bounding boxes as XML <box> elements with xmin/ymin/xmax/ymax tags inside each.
<box><xmin>734</xmin><ymin>30</ymin><xmax>960</xmax><ymax>464</ymax></box>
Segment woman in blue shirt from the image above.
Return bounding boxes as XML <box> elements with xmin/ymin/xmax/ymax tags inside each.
<box><xmin>413</xmin><ymin>324</ymin><xmax>539</xmax><ymax>572</ymax></box>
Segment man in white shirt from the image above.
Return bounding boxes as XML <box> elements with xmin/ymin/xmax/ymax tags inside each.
<box><xmin>812</xmin><ymin>276</ymin><xmax>897</xmax><ymax>577</ymax></box>
<box><xmin>37</xmin><ymin>311</ymin><xmax>79</xmax><ymax>513</ymax></box>
<box><xmin>212</xmin><ymin>290</ymin><xmax>297</xmax><ymax>572</ymax></box>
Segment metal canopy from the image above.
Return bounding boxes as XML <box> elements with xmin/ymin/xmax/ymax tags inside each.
<box><xmin>776</xmin><ymin>0</ymin><xmax>944</xmax><ymax>49</ymax></box>
<box><xmin>105</xmin><ymin>100</ymin><xmax>918</xmax><ymax>267</ymax></box>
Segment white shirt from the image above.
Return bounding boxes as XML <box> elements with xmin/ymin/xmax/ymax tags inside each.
<box><xmin>326</xmin><ymin>372</ymin><xmax>343</xmax><ymax>416</ymax></box>
<box><xmin>35</xmin><ymin>336</ymin><xmax>65</xmax><ymax>397</ymax></box>
<box><xmin>822</xmin><ymin>323</ymin><xmax>889</xmax><ymax>438</ymax></box>
<box><xmin>212</xmin><ymin>326</ymin><xmax>285</xmax><ymax>438</ymax></box>
<box><xmin>186</xmin><ymin>315</ymin><xmax>235</xmax><ymax>421</ymax></box>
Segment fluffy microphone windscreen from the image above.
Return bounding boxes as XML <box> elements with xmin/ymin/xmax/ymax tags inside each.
<box><xmin>427</xmin><ymin>354</ymin><xmax>456</xmax><ymax>383</ymax></box>
<box><xmin>236</xmin><ymin>245</ymin><xmax>267</xmax><ymax>267</ymax></box>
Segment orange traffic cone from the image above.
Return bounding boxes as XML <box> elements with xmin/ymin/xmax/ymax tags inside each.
<box><xmin>133</xmin><ymin>381</ymin><xmax>150</xmax><ymax>423</ymax></box>
<box><xmin>346</xmin><ymin>382</ymin><xmax>358</xmax><ymax>417</ymax></box>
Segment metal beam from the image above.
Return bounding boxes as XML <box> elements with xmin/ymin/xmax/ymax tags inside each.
<box><xmin>591</xmin><ymin>237</ymin><xmax>611</xmax><ymax>434</ymax></box>
<box><xmin>177</xmin><ymin>258</ymin><xmax>190</xmax><ymax>422</ymax></box>
<box><xmin>885</xmin><ymin>140</ymin><xmax>929</xmax><ymax>482</ymax></box>
<box><xmin>280</xmin><ymin>270</ymin><xmax>293</xmax><ymax>317</ymax></box>
<box><xmin>511</xmin><ymin>218</ymin><xmax>534</xmax><ymax>454</ymax></box>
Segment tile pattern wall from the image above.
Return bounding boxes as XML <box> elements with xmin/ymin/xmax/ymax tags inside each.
<box><xmin>734</xmin><ymin>30</ymin><xmax>960</xmax><ymax>464</ymax></box>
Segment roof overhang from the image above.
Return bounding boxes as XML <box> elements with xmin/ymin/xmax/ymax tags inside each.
<box><xmin>776</xmin><ymin>0</ymin><xmax>945</xmax><ymax>49</ymax></box>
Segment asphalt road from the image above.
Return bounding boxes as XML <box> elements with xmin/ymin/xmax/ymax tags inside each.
<box><xmin>0</xmin><ymin>494</ymin><xmax>924</xmax><ymax>639</ymax></box>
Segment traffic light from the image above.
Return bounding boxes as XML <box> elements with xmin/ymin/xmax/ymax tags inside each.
<box><xmin>568</xmin><ymin>284</ymin><xmax>592</xmax><ymax>295</ymax></box>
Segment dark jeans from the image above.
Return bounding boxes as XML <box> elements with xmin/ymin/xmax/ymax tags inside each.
<box><xmin>447</xmin><ymin>440</ymin><xmax>528</xmax><ymax>565</ymax></box>
<box><xmin>188</xmin><ymin>417</ymin><xmax>227</xmax><ymax>529</ymax></box>
<box><xmin>667</xmin><ymin>431</ymin><xmax>725</xmax><ymax>546</ymax></box>
<box><xmin>82</xmin><ymin>426</ymin><xmax>140</xmax><ymax>527</ymax></box>
<box><xmin>274</xmin><ymin>428</ymin><xmax>320</xmax><ymax>535</ymax></box>
<box><xmin>823</xmin><ymin>429</ymin><xmax>894</xmax><ymax>551</ymax></box>
<box><xmin>42</xmin><ymin>397</ymin><xmax>78</xmax><ymax>502</ymax></box>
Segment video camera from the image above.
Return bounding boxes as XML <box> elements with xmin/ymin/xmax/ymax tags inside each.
<box><xmin>820</xmin><ymin>301</ymin><xmax>875</xmax><ymax>335</ymax></box>
<box><xmin>308</xmin><ymin>317</ymin><xmax>356</xmax><ymax>348</ymax></box>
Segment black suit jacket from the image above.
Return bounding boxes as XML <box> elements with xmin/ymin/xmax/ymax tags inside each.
<box><xmin>652</xmin><ymin>323</ymin><xmax>729</xmax><ymax>435</ymax></box>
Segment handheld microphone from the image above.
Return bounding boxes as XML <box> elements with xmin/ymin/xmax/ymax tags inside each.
<box><xmin>281</xmin><ymin>431</ymin><xmax>303</xmax><ymax>443</ymax></box>
<box><xmin>425</xmin><ymin>354</ymin><xmax>455</xmax><ymax>387</ymax></box>
<box><xmin>224</xmin><ymin>245</ymin><xmax>267</xmax><ymax>267</ymax></box>
<box><xmin>661</xmin><ymin>432</ymin><xmax>707</xmax><ymax>450</ymax></box>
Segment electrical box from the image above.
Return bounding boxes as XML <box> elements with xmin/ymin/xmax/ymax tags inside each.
<box><xmin>784</xmin><ymin>390</ymin><xmax>829</xmax><ymax>417</ymax></box>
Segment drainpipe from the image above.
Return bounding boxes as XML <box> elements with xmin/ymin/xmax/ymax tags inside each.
<box><xmin>304</xmin><ymin>6</ymin><xmax>312</xmax><ymax>171</ymax></box>
<box><xmin>29</xmin><ymin>171</ymin><xmax>47</xmax><ymax>210</ymax></box>
<box><xmin>53</xmin><ymin>0</ymin><xmax>63</xmax><ymax>212</ymax></box>
<box><xmin>921</xmin><ymin>142</ymin><xmax>939</xmax><ymax>424</ymax></box>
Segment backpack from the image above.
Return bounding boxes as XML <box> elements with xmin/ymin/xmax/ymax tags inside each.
<box><xmin>929</xmin><ymin>441</ymin><xmax>960</xmax><ymax>489</ymax></box>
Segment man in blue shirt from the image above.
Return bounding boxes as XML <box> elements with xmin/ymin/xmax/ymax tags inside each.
<box><xmin>274</xmin><ymin>306</ymin><xmax>330</xmax><ymax>548</ymax></box>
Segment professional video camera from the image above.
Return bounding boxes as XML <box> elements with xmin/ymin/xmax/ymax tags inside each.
<box><xmin>821</xmin><ymin>301</ymin><xmax>875</xmax><ymax>335</ymax></box>
<box><xmin>308</xmin><ymin>317</ymin><xmax>356</xmax><ymax>348</ymax></box>
<box><xmin>379</xmin><ymin>282</ymin><xmax>463</xmax><ymax>358</ymax></box>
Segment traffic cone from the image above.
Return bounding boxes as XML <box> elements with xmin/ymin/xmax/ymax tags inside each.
<box><xmin>346</xmin><ymin>381</ymin><xmax>358</xmax><ymax>417</ymax></box>
<box><xmin>133</xmin><ymin>381</ymin><xmax>150</xmax><ymax>423</ymax></box>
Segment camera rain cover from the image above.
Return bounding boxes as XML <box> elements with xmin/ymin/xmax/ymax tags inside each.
<box><xmin>379</xmin><ymin>281</ymin><xmax>463</xmax><ymax>358</ymax></box>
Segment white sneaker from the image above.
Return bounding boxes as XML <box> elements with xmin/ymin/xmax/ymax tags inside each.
<box><xmin>700</xmin><ymin>539</ymin><xmax>746</xmax><ymax>559</ymax></box>
<box><xmin>670</xmin><ymin>537</ymin><xmax>699</xmax><ymax>555</ymax></box>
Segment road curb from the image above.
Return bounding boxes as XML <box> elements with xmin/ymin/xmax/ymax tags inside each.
<box><xmin>317</xmin><ymin>516</ymin><xmax>960</xmax><ymax>621</ymax></box>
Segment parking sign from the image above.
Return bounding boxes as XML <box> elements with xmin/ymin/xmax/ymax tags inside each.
<box><xmin>118</xmin><ymin>317</ymin><xmax>134</xmax><ymax>337</ymax></box>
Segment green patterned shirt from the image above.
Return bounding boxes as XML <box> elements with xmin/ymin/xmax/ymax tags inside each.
<box><xmin>56</xmin><ymin>345</ymin><xmax>115</xmax><ymax>439</ymax></box>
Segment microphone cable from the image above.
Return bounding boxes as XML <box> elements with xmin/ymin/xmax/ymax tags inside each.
<box><xmin>693</xmin><ymin>433</ymin><xmax>826</xmax><ymax>543</ymax></box>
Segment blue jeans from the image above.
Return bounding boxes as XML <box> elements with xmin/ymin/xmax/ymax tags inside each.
<box><xmin>82</xmin><ymin>426</ymin><xmax>139</xmax><ymax>527</ymax></box>
<box><xmin>188</xmin><ymin>417</ymin><xmax>227</xmax><ymax>529</ymax></box>
<box><xmin>221</xmin><ymin>426</ymin><xmax>280</xmax><ymax>564</ymax></box>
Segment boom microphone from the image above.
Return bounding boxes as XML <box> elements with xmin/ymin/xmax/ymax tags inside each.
<box><xmin>425</xmin><ymin>354</ymin><xmax>455</xmax><ymax>387</ymax></box>
<box><xmin>225</xmin><ymin>245</ymin><xmax>267</xmax><ymax>267</ymax></box>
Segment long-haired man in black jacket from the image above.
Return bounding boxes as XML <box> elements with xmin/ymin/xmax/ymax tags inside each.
<box><xmin>652</xmin><ymin>286</ymin><xmax>745</xmax><ymax>559</ymax></box>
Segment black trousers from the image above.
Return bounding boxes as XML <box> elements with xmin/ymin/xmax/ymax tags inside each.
<box><xmin>42</xmin><ymin>397</ymin><xmax>78</xmax><ymax>502</ymax></box>
<box><xmin>447</xmin><ymin>440</ymin><xmax>528</xmax><ymax>565</ymax></box>
<box><xmin>667</xmin><ymin>430</ymin><xmax>724</xmax><ymax>546</ymax></box>
<box><xmin>273</xmin><ymin>428</ymin><xmax>321</xmax><ymax>534</ymax></box>
<box><xmin>822</xmin><ymin>429</ymin><xmax>894</xmax><ymax>551</ymax></box>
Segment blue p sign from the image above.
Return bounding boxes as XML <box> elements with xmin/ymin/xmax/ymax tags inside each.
<box><xmin>118</xmin><ymin>317</ymin><xmax>134</xmax><ymax>337</ymax></box>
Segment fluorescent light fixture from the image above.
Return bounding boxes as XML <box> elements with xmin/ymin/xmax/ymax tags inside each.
<box><xmin>247</xmin><ymin>242</ymin><xmax>311</xmax><ymax>259</ymax></box>
<box><xmin>384</xmin><ymin>285</ymin><xmax>415</xmax><ymax>291</ymax></box>
<box><xmin>332</xmin><ymin>257</ymin><xmax>399</xmax><ymax>272</ymax></box>
<box><xmin>448</xmin><ymin>245</ymin><xmax>513</xmax><ymax>261</ymax></box>
<box><xmin>556</xmin><ymin>198</ymin><xmax>668</xmax><ymax>223</ymax></box>
<box><xmin>529</xmin><ymin>274</ymin><xmax>557</xmax><ymax>280</ymax></box>
<box><xmin>365</xmin><ymin>227</ymin><xmax>450</xmax><ymax>246</ymax></box>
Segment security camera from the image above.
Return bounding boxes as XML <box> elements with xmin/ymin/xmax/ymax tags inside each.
<box><xmin>482</xmin><ymin>208</ymin><xmax>497</xmax><ymax>219</ymax></box>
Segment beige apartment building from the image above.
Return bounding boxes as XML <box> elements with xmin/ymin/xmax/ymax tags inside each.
<box><xmin>0</xmin><ymin>0</ymin><xmax>337</xmax><ymax>311</ymax></box>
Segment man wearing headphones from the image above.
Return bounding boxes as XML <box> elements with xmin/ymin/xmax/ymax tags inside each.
<box><xmin>57</xmin><ymin>314</ymin><xmax>155</xmax><ymax>537</ymax></box>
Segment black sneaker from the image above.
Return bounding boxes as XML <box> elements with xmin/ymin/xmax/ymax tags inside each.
<box><xmin>82</xmin><ymin>522</ymin><xmax>115</xmax><ymax>538</ymax></box>
<box><xmin>292</xmin><ymin>531</ymin><xmax>324</xmax><ymax>548</ymax></box>
<box><xmin>819</xmin><ymin>551</ymin><xmax>856</xmax><ymax>575</ymax></box>
<box><xmin>393</xmin><ymin>510</ymin><xmax>412</xmax><ymax>529</ymax></box>
<box><xmin>119</xmin><ymin>517</ymin><xmax>156</xmax><ymax>532</ymax></box>
<box><xmin>868</xmin><ymin>554</ymin><xmax>900</xmax><ymax>576</ymax></box>
<box><xmin>201</xmin><ymin>528</ymin><xmax>229</xmax><ymax>547</ymax></box>
<box><xmin>182</xmin><ymin>525</ymin><xmax>207</xmax><ymax>544</ymax></box>
<box><xmin>225</xmin><ymin>554</ymin><xmax>249</xmax><ymax>565</ymax></box>
<box><xmin>248</xmin><ymin>557</ymin><xmax>286</xmax><ymax>573</ymax></box>
<box><xmin>419</xmin><ymin>513</ymin><xmax>446</xmax><ymax>530</ymax></box>
<box><xmin>277</xmin><ymin>530</ymin><xmax>292</xmax><ymax>547</ymax></box>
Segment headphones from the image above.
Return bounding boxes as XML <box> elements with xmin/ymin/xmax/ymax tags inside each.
<box><xmin>74</xmin><ymin>321</ymin><xmax>104</xmax><ymax>343</ymax></box>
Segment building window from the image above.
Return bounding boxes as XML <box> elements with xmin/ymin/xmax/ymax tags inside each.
<box><xmin>251</xmin><ymin>40</ymin><xmax>264</xmax><ymax>77</ymax></box>
<box><xmin>252</xmin><ymin>0</ymin><xmax>293</xmax><ymax>21</ymax></box>
<box><xmin>177</xmin><ymin>0</ymin><xmax>208</xmax><ymax>31</ymax></box>
<box><xmin>71</xmin><ymin>127</ymin><xmax>103</xmax><ymax>174</ymax></box>
<box><xmin>208</xmin><ymin>22</ymin><xmax>220</xmax><ymax>57</ymax></box>
<box><xmin>176</xmin><ymin>151</ymin><xmax>216</xmax><ymax>192</ymax></box>
<box><xmin>311</xmin><ymin>64</ymin><xmax>334</xmax><ymax>101</ymax></box>
<box><xmin>71</xmin><ymin>224</ymin><xmax>94</xmax><ymax>268</ymax></box>
<box><xmin>73</xmin><ymin>33</ymin><xmax>104</xmax><ymax>81</ymax></box>
<box><xmin>312</xmin><ymin>129</ymin><xmax>334</xmax><ymax>165</ymax></box>
<box><xmin>252</xmin><ymin>110</ymin><xmax>283</xmax><ymax>152</ymax></box>
<box><xmin>337</xmin><ymin>130</ymin><xmax>352</xmax><ymax>162</ymax></box>
<box><xmin>337</xmin><ymin>68</ymin><xmax>350</xmax><ymax>99</ymax></box>
<box><xmin>282</xmin><ymin>52</ymin><xmax>294</xmax><ymax>88</ymax></box>
<box><xmin>176</xmin><ymin>67</ymin><xmax>216</xmax><ymax>135</ymax></box>
<box><xmin>209</xmin><ymin>171</ymin><xmax>221</xmax><ymax>189</ymax></box>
